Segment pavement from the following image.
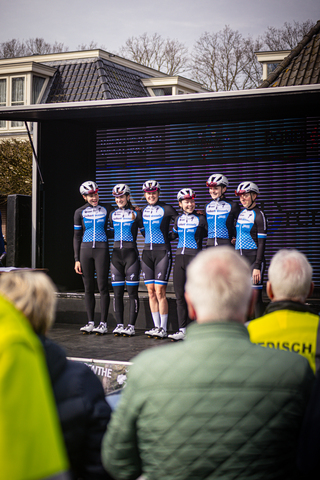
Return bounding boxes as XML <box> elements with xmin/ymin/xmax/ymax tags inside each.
<box><xmin>48</xmin><ymin>323</ymin><xmax>175</xmax><ymax>363</ymax></box>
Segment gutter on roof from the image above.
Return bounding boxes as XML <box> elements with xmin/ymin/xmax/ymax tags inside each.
<box><xmin>258</xmin><ymin>19</ymin><xmax>320</xmax><ymax>88</ymax></box>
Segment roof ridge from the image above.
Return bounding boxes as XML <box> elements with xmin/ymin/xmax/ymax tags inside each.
<box><xmin>258</xmin><ymin>19</ymin><xmax>320</xmax><ymax>88</ymax></box>
<box><xmin>95</xmin><ymin>59</ymin><xmax>112</xmax><ymax>100</ymax></box>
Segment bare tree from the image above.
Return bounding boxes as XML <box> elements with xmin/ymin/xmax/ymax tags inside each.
<box><xmin>0</xmin><ymin>38</ymin><xmax>69</xmax><ymax>59</ymax></box>
<box><xmin>191</xmin><ymin>26</ymin><xmax>259</xmax><ymax>91</ymax></box>
<box><xmin>77</xmin><ymin>41</ymin><xmax>106</xmax><ymax>51</ymax></box>
<box><xmin>0</xmin><ymin>39</ymin><xmax>26</xmax><ymax>59</ymax></box>
<box><xmin>263</xmin><ymin>20</ymin><xmax>314</xmax><ymax>51</ymax></box>
<box><xmin>119</xmin><ymin>33</ymin><xmax>189</xmax><ymax>75</ymax></box>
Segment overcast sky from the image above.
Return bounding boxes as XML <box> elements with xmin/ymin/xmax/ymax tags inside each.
<box><xmin>1</xmin><ymin>0</ymin><xmax>319</xmax><ymax>54</ymax></box>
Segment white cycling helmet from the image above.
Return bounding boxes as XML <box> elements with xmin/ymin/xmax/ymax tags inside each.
<box><xmin>112</xmin><ymin>184</ymin><xmax>131</xmax><ymax>197</ymax></box>
<box><xmin>80</xmin><ymin>181</ymin><xmax>99</xmax><ymax>195</ymax></box>
<box><xmin>235</xmin><ymin>181</ymin><xmax>259</xmax><ymax>196</ymax></box>
<box><xmin>177</xmin><ymin>188</ymin><xmax>196</xmax><ymax>201</ymax></box>
<box><xmin>142</xmin><ymin>180</ymin><xmax>160</xmax><ymax>192</ymax></box>
<box><xmin>206</xmin><ymin>174</ymin><xmax>229</xmax><ymax>187</ymax></box>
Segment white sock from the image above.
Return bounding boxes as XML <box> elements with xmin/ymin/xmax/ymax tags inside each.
<box><xmin>180</xmin><ymin>328</ymin><xmax>186</xmax><ymax>334</ymax></box>
<box><xmin>152</xmin><ymin>311</ymin><xmax>160</xmax><ymax>328</ymax></box>
<box><xmin>160</xmin><ymin>314</ymin><xmax>168</xmax><ymax>331</ymax></box>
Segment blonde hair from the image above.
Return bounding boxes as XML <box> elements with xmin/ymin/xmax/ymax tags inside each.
<box><xmin>0</xmin><ymin>271</ymin><xmax>57</xmax><ymax>334</ymax></box>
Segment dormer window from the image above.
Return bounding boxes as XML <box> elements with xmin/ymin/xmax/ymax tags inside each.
<box><xmin>32</xmin><ymin>75</ymin><xmax>46</xmax><ymax>104</ymax></box>
<box><xmin>11</xmin><ymin>77</ymin><xmax>25</xmax><ymax>127</ymax></box>
<box><xmin>152</xmin><ymin>87</ymin><xmax>172</xmax><ymax>96</ymax></box>
<box><xmin>0</xmin><ymin>79</ymin><xmax>6</xmax><ymax>128</ymax></box>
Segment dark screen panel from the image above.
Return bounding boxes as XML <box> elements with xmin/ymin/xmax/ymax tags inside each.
<box><xmin>96</xmin><ymin>117</ymin><xmax>320</xmax><ymax>290</ymax></box>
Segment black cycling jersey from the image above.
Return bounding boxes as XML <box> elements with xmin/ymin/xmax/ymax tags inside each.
<box><xmin>171</xmin><ymin>212</ymin><xmax>207</xmax><ymax>256</ymax></box>
<box><xmin>73</xmin><ymin>202</ymin><xmax>113</xmax><ymax>261</ymax></box>
<box><xmin>235</xmin><ymin>204</ymin><xmax>267</xmax><ymax>318</ymax></box>
<box><xmin>109</xmin><ymin>208</ymin><xmax>144</xmax><ymax>249</ymax></box>
<box><xmin>73</xmin><ymin>201</ymin><xmax>113</xmax><ymax>324</ymax></box>
<box><xmin>142</xmin><ymin>201</ymin><xmax>178</xmax><ymax>250</ymax></box>
<box><xmin>206</xmin><ymin>196</ymin><xmax>240</xmax><ymax>247</ymax></box>
<box><xmin>172</xmin><ymin>211</ymin><xmax>207</xmax><ymax>330</ymax></box>
<box><xmin>235</xmin><ymin>205</ymin><xmax>267</xmax><ymax>271</ymax></box>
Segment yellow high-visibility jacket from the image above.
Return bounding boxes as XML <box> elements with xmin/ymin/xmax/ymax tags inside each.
<box><xmin>248</xmin><ymin>300</ymin><xmax>320</xmax><ymax>373</ymax></box>
<box><xmin>0</xmin><ymin>295</ymin><xmax>69</xmax><ymax>480</ymax></box>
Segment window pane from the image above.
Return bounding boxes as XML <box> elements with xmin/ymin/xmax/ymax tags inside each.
<box><xmin>0</xmin><ymin>79</ymin><xmax>6</xmax><ymax>105</ymax></box>
<box><xmin>0</xmin><ymin>121</ymin><xmax>6</xmax><ymax>129</ymax></box>
<box><xmin>11</xmin><ymin>120</ymin><xmax>24</xmax><ymax>127</ymax></box>
<box><xmin>32</xmin><ymin>75</ymin><xmax>45</xmax><ymax>104</ymax></box>
<box><xmin>12</xmin><ymin>77</ymin><xmax>25</xmax><ymax>104</ymax></box>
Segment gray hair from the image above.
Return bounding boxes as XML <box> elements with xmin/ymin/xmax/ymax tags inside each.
<box><xmin>0</xmin><ymin>271</ymin><xmax>57</xmax><ymax>334</ymax></box>
<box><xmin>268</xmin><ymin>249</ymin><xmax>312</xmax><ymax>302</ymax></box>
<box><xmin>185</xmin><ymin>247</ymin><xmax>252</xmax><ymax>323</ymax></box>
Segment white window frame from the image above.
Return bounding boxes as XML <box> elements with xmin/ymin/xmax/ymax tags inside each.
<box><xmin>10</xmin><ymin>75</ymin><xmax>26</xmax><ymax>129</ymax></box>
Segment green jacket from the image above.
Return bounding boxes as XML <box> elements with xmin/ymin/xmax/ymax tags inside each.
<box><xmin>102</xmin><ymin>321</ymin><xmax>314</xmax><ymax>480</ymax></box>
<box><xmin>0</xmin><ymin>295</ymin><xmax>69</xmax><ymax>480</ymax></box>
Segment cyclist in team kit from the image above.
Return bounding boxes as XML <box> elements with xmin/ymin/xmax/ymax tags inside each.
<box><xmin>169</xmin><ymin>189</ymin><xmax>207</xmax><ymax>341</ymax></box>
<box><xmin>205</xmin><ymin>173</ymin><xmax>240</xmax><ymax>247</ymax></box>
<box><xmin>141</xmin><ymin>180</ymin><xmax>178</xmax><ymax>339</ymax></box>
<box><xmin>74</xmin><ymin>181</ymin><xmax>113</xmax><ymax>334</ymax></box>
<box><xmin>109</xmin><ymin>184</ymin><xmax>144</xmax><ymax>337</ymax></box>
<box><xmin>235</xmin><ymin>181</ymin><xmax>267</xmax><ymax>318</ymax></box>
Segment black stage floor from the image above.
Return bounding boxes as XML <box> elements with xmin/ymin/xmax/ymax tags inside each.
<box><xmin>48</xmin><ymin>323</ymin><xmax>173</xmax><ymax>363</ymax></box>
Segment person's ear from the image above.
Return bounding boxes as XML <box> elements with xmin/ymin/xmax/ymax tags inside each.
<box><xmin>266</xmin><ymin>281</ymin><xmax>274</xmax><ymax>300</ymax></box>
<box><xmin>185</xmin><ymin>292</ymin><xmax>197</xmax><ymax>321</ymax></box>
<box><xmin>309</xmin><ymin>282</ymin><xmax>314</xmax><ymax>297</ymax></box>
<box><xmin>247</xmin><ymin>290</ymin><xmax>257</xmax><ymax>319</ymax></box>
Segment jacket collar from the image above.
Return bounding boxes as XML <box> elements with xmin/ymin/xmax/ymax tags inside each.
<box><xmin>187</xmin><ymin>320</ymin><xmax>250</xmax><ymax>341</ymax></box>
<box><xmin>265</xmin><ymin>300</ymin><xmax>318</xmax><ymax>316</ymax></box>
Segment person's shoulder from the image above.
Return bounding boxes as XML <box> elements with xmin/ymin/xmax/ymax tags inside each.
<box><xmin>74</xmin><ymin>203</ymin><xmax>87</xmax><ymax>214</ymax></box>
<box><xmin>129</xmin><ymin>342</ymin><xmax>185</xmax><ymax>376</ymax></box>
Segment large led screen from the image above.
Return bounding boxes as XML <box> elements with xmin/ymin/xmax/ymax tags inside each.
<box><xmin>96</xmin><ymin>117</ymin><xmax>320</xmax><ymax>291</ymax></box>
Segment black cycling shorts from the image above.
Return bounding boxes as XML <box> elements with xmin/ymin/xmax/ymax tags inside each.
<box><xmin>141</xmin><ymin>249</ymin><xmax>172</xmax><ymax>285</ymax></box>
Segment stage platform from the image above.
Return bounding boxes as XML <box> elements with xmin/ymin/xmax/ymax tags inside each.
<box><xmin>48</xmin><ymin>323</ymin><xmax>172</xmax><ymax>363</ymax></box>
<box><xmin>53</xmin><ymin>291</ymin><xmax>320</xmax><ymax>363</ymax></box>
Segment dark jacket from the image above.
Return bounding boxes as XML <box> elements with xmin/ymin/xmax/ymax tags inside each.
<box><xmin>102</xmin><ymin>321</ymin><xmax>314</xmax><ymax>480</ymax></box>
<box><xmin>40</xmin><ymin>335</ymin><xmax>112</xmax><ymax>480</ymax></box>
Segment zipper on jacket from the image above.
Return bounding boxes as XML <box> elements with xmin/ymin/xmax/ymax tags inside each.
<box><xmin>182</xmin><ymin>213</ymin><xmax>187</xmax><ymax>255</ymax></box>
<box><xmin>149</xmin><ymin>206</ymin><xmax>153</xmax><ymax>250</ymax></box>
<box><xmin>93</xmin><ymin>207</ymin><xmax>96</xmax><ymax>248</ymax></box>
<box><xmin>214</xmin><ymin>199</ymin><xmax>218</xmax><ymax>246</ymax></box>
<box><xmin>120</xmin><ymin>210</ymin><xmax>124</xmax><ymax>249</ymax></box>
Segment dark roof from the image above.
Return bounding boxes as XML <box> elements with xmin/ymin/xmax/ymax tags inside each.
<box><xmin>42</xmin><ymin>57</ymin><xmax>151</xmax><ymax>103</ymax></box>
<box><xmin>259</xmin><ymin>20</ymin><xmax>320</xmax><ymax>88</ymax></box>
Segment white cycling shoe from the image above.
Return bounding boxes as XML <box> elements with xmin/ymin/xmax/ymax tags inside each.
<box><xmin>113</xmin><ymin>324</ymin><xmax>124</xmax><ymax>336</ymax></box>
<box><xmin>145</xmin><ymin>327</ymin><xmax>158</xmax><ymax>337</ymax></box>
<box><xmin>80</xmin><ymin>322</ymin><xmax>94</xmax><ymax>334</ymax></box>
<box><xmin>122</xmin><ymin>325</ymin><xmax>135</xmax><ymax>337</ymax></box>
<box><xmin>92</xmin><ymin>322</ymin><xmax>108</xmax><ymax>335</ymax></box>
<box><xmin>153</xmin><ymin>327</ymin><xmax>168</xmax><ymax>339</ymax></box>
<box><xmin>168</xmin><ymin>330</ymin><xmax>185</xmax><ymax>341</ymax></box>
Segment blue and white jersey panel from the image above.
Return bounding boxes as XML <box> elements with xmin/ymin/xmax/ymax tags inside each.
<box><xmin>80</xmin><ymin>206</ymin><xmax>108</xmax><ymax>243</ymax></box>
<box><xmin>143</xmin><ymin>205</ymin><xmax>165</xmax><ymax>244</ymax></box>
<box><xmin>176</xmin><ymin>215</ymin><xmax>200</xmax><ymax>250</ymax></box>
<box><xmin>111</xmin><ymin>209</ymin><xmax>137</xmax><ymax>242</ymax></box>
<box><xmin>235</xmin><ymin>210</ymin><xmax>258</xmax><ymax>250</ymax></box>
<box><xmin>206</xmin><ymin>200</ymin><xmax>231</xmax><ymax>239</ymax></box>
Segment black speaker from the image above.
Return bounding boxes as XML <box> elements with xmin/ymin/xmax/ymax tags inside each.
<box><xmin>6</xmin><ymin>195</ymin><xmax>31</xmax><ymax>267</ymax></box>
